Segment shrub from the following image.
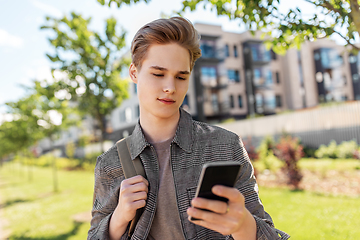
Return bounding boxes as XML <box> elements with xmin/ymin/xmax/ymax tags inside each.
<box><xmin>256</xmin><ymin>136</ymin><xmax>282</xmax><ymax>172</ymax></box>
<box><xmin>273</xmin><ymin>135</ymin><xmax>304</xmax><ymax>189</ymax></box>
<box><xmin>337</xmin><ymin>140</ymin><xmax>358</xmax><ymax>159</ymax></box>
<box><xmin>315</xmin><ymin>140</ymin><xmax>338</xmax><ymax>158</ymax></box>
<box><xmin>315</xmin><ymin>140</ymin><xmax>359</xmax><ymax>159</ymax></box>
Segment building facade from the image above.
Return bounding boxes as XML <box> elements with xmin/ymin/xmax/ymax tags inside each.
<box><xmin>107</xmin><ymin>22</ymin><xmax>360</xmax><ymax>142</ymax></box>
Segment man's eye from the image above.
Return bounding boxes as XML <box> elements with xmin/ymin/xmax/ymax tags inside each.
<box><xmin>177</xmin><ymin>76</ymin><xmax>186</xmax><ymax>80</ymax></box>
<box><xmin>153</xmin><ymin>73</ymin><xmax>163</xmax><ymax>77</ymax></box>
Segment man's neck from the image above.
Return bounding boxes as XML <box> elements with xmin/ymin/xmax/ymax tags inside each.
<box><xmin>139</xmin><ymin>111</ymin><xmax>180</xmax><ymax>143</ymax></box>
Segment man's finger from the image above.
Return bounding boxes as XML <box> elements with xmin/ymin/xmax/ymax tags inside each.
<box><xmin>122</xmin><ymin>175</ymin><xmax>148</xmax><ymax>186</ymax></box>
<box><xmin>212</xmin><ymin>185</ymin><xmax>244</xmax><ymax>203</ymax></box>
<box><xmin>187</xmin><ymin>206</ymin><xmax>228</xmax><ymax>224</ymax></box>
<box><xmin>191</xmin><ymin>197</ymin><xmax>228</xmax><ymax>214</ymax></box>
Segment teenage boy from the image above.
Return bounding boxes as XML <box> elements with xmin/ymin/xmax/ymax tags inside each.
<box><xmin>88</xmin><ymin>17</ymin><xmax>289</xmax><ymax>240</ymax></box>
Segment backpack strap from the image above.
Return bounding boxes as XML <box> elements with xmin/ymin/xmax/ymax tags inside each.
<box><xmin>116</xmin><ymin>137</ymin><xmax>146</xmax><ymax>237</ymax></box>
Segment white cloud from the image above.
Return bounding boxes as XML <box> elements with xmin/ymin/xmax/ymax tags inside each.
<box><xmin>16</xmin><ymin>60</ymin><xmax>53</xmax><ymax>88</ymax></box>
<box><xmin>0</xmin><ymin>29</ymin><xmax>24</xmax><ymax>48</ymax></box>
<box><xmin>30</xmin><ymin>0</ymin><xmax>62</xmax><ymax>18</ymax></box>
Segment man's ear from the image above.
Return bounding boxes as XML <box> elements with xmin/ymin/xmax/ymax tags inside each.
<box><xmin>129</xmin><ymin>63</ymin><xmax>138</xmax><ymax>84</ymax></box>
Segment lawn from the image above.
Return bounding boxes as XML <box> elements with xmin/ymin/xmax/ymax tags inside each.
<box><xmin>1</xmin><ymin>160</ymin><xmax>360</xmax><ymax>239</ymax></box>
<box><xmin>0</xmin><ymin>163</ymin><xmax>94</xmax><ymax>240</ymax></box>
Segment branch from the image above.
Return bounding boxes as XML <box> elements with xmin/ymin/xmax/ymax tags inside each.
<box><xmin>304</xmin><ymin>0</ymin><xmax>345</xmax><ymax>16</ymax></box>
<box><xmin>333</xmin><ymin>29</ymin><xmax>360</xmax><ymax>50</ymax></box>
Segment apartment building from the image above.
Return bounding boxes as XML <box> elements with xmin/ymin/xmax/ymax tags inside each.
<box><xmin>107</xmin><ymin>22</ymin><xmax>360</xmax><ymax>142</ymax></box>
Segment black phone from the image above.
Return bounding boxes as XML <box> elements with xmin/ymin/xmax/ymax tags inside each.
<box><xmin>190</xmin><ymin>161</ymin><xmax>241</xmax><ymax>220</ymax></box>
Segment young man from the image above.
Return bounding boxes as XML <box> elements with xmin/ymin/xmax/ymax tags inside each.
<box><xmin>88</xmin><ymin>17</ymin><xmax>289</xmax><ymax>240</ymax></box>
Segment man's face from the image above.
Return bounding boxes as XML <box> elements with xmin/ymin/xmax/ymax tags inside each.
<box><xmin>129</xmin><ymin>43</ymin><xmax>191</xmax><ymax>122</ymax></box>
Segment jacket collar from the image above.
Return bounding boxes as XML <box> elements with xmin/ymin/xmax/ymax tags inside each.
<box><xmin>128</xmin><ymin>108</ymin><xmax>193</xmax><ymax>160</ymax></box>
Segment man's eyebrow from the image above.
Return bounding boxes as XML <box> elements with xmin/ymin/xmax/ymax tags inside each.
<box><xmin>150</xmin><ymin>65</ymin><xmax>190</xmax><ymax>75</ymax></box>
<box><xmin>150</xmin><ymin>65</ymin><xmax>167</xmax><ymax>71</ymax></box>
<box><xmin>179</xmin><ymin>70</ymin><xmax>190</xmax><ymax>75</ymax></box>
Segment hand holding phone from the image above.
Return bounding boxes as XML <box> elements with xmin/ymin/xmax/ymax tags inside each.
<box><xmin>190</xmin><ymin>161</ymin><xmax>241</xmax><ymax>220</ymax></box>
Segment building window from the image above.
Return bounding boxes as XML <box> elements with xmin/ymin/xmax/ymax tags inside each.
<box><xmin>230</xmin><ymin>95</ymin><xmax>234</xmax><ymax>108</ymax></box>
<box><xmin>265</xmin><ymin>94</ymin><xmax>276</xmax><ymax>110</ymax></box>
<box><xmin>238</xmin><ymin>95</ymin><xmax>243</xmax><ymax>108</ymax></box>
<box><xmin>233</xmin><ymin>45</ymin><xmax>238</xmax><ymax>58</ymax></box>
<box><xmin>341</xmin><ymin>95</ymin><xmax>348</xmax><ymax>101</ymax></box>
<box><xmin>276</xmin><ymin>95</ymin><xmax>282</xmax><ymax>108</ymax></box>
<box><xmin>227</xmin><ymin>69</ymin><xmax>240</xmax><ymax>83</ymax></box>
<box><xmin>255</xmin><ymin>93</ymin><xmax>263</xmax><ymax>113</ymax></box>
<box><xmin>211</xmin><ymin>93</ymin><xmax>219</xmax><ymax>113</ymax></box>
<box><xmin>225</xmin><ymin>44</ymin><xmax>229</xmax><ymax>57</ymax></box>
<box><xmin>353</xmin><ymin>73</ymin><xmax>359</xmax><ymax>82</ymax></box>
<box><xmin>125</xmin><ymin>107</ymin><xmax>132</xmax><ymax>123</ymax></box>
<box><xmin>120</xmin><ymin>110</ymin><xmax>126</xmax><ymax>122</ymax></box>
<box><xmin>253</xmin><ymin>67</ymin><xmax>273</xmax><ymax>86</ymax></box>
<box><xmin>349</xmin><ymin>55</ymin><xmax>357</xmax><ymax>64</ymax></box>
<box><xmin>275</xmin><ymin>72</ymin><xmax>280</xmax><ymax>84</ymax></box>
<box><xmin>250</xmin><ymin>43</ymin><xmax>271</xmax><ymax>62</ymax></box>
<box><xmin>200</xmin><ymin>39</ymin><xmax>216</xmax><ymax>58</ymax></box>
<box><xmin>134</xmin><ymin>83</ymin><xmax>137</xmax><ymax>94</ymax></box>
<box><xmin>201</xmin><ymin>66</ymin><xmax>217</xmax><ymax>87</ymax></box>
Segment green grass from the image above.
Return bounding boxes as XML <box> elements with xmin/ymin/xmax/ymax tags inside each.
<box><xmin>0</xmin><ymin>162</ymin><xmax>94</xmax><ymax>240</ymax></box>
<box><xmin>299</xmin><ymin>158</ymin><xmax>360</xmax><ymax>172</ymax></box>
<box><xmin>1</xmin><ymin>160</ymin><xmax>360</xmax><ymax>239</ymax></box>
<box><xmin>254</xmin><ymin>157</ymin><xmax>360</xmax><ymax>173</ymax></box>
<box><xmin>259</xmin><ymin>187</ymin><xmax>360</xmax><ymax>240</ymax></box>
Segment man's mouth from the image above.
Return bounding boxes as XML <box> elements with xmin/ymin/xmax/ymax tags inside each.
<box><xmin>158</xmin><ymin>98</ymin><xmax>176</xmax><ymax>104</ymax></box>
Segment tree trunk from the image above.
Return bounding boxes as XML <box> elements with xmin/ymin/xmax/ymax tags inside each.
<box><xmin>27</xmin><ymin>153</ymin><xmax>32</xmax><ymax>182</ymax></box>
<box><xmin>50</xmin><ymin>137</ymin><xmax>58</xmax><ymax>193</ymax></box>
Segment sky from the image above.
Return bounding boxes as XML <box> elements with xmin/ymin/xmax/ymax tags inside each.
<box><xmin>0</xmin><ymin>0</ymin><xmax>342</xmax><ymax>121</ymax></box>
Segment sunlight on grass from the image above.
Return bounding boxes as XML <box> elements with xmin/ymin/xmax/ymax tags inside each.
<box><xmin>1</xmin><ymin>161</ymin><xmax>360</xmax><ymax>239</ymax></box>
<box><xmin>0</xmin><ymin>163</ymin><xmax>93</xmax><ymax>240</ymax></box>
<box><xmin>259</xmin><ymin>187</ymin><xmax>360</xmax><ymax>240</ymax></box>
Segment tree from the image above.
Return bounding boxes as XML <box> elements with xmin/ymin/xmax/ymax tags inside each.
<box><xmin>41</xmin><ymin>12</ymin><xmax>129</xmax><ymax>151</ymax></box>
<box><xmin>4</xmin><ymin>79</ymin><xmax>75</xmax><ymax>190</ymax></box>
<box><xmin>3</xmin><ymin>94</ymin><xmax>45</xmax><ymax>155</ymax></box>
<box><xmin>98</xmin><ymin>0</ymin><xmax>360</xmax><ymax>53</ymax></box>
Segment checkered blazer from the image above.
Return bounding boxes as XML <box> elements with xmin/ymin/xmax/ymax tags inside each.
<box><xmin>88</xmin><ymin>108</ymin><xmax>290</xmax><ymax>240</ymax></box>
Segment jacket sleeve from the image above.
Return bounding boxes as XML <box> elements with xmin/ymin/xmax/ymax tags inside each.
<box><xmin>232</xmin><ymin>136</ymin><xmax>290</xmax><ymax>240</ymax></box>
<box><xmin>87</xmin><ymin>151</ymin><xmax>130</xmax><ymax>240</ymax></box>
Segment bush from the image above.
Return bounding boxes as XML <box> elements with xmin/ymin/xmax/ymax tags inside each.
<box><xmin>337</xmin><ymin>140</ymin><xmax>358</xmax><ymax>159</ymax></box>
<box><xmin>315</xmin><ymin>140</ymin><xmax>359</xmax><ymax>159</ymax></box>
<box><xmin>256</xmin><ymin>136</ymin><xmax>282</xmax><ymax>172</ymax></box>
<box><xmin>315</xmin><ymin>140</ymin><xmax>338</xmax><ymax>158</ymax></box>
<box><xmin>273</xmin><ymin>135</ymin><xmax>304</xmax><ymax>189</ymax></box>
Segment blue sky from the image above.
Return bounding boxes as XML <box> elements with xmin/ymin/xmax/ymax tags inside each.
<box><xmin>0</xmin><ymin>0</ymin><xmax>338</xmax><ymax>120</ymax></box>
<box><xmin>0</xmin><ymin>0</ymin><xmax>248</xmax><ymax>117</ymax></box>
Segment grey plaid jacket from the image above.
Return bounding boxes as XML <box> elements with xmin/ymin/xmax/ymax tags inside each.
<box><xmin>88</xmin><ymin>108</ymin><xmax>290</xmax><ymax>240</ymax></box>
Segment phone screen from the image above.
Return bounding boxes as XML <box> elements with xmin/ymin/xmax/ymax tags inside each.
<box><xmin>190</xmin><ymin>162</ymin><xmax>241</xmax><ymax>221</ymax></box>
<box><xmin>196</xmin><ymin>162</ymin><xmax>241</xmax><ymax>202</ymax></box>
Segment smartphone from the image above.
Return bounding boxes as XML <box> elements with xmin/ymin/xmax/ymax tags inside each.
<box><xmin>190</xmin><ymin>161</ymin><xmax>241</xmax><ymax>220</ymax></box>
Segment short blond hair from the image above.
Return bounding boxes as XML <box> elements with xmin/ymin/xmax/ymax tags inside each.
<box><xmin>131</xmin><ymin>17</ymin><xmax>201</xmax><ymax>71</ymax></box>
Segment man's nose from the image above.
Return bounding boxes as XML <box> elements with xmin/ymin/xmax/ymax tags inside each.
<box><xmin>163</xmin><ymin>77</ymin><xmax>176</xmax><ymax>94</ymax></box>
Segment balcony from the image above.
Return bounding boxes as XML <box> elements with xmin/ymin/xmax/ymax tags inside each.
<box><xmin>199</xmin><ymin>40</ymin><xmax>225</xmax><ymax>62</ymax></box>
